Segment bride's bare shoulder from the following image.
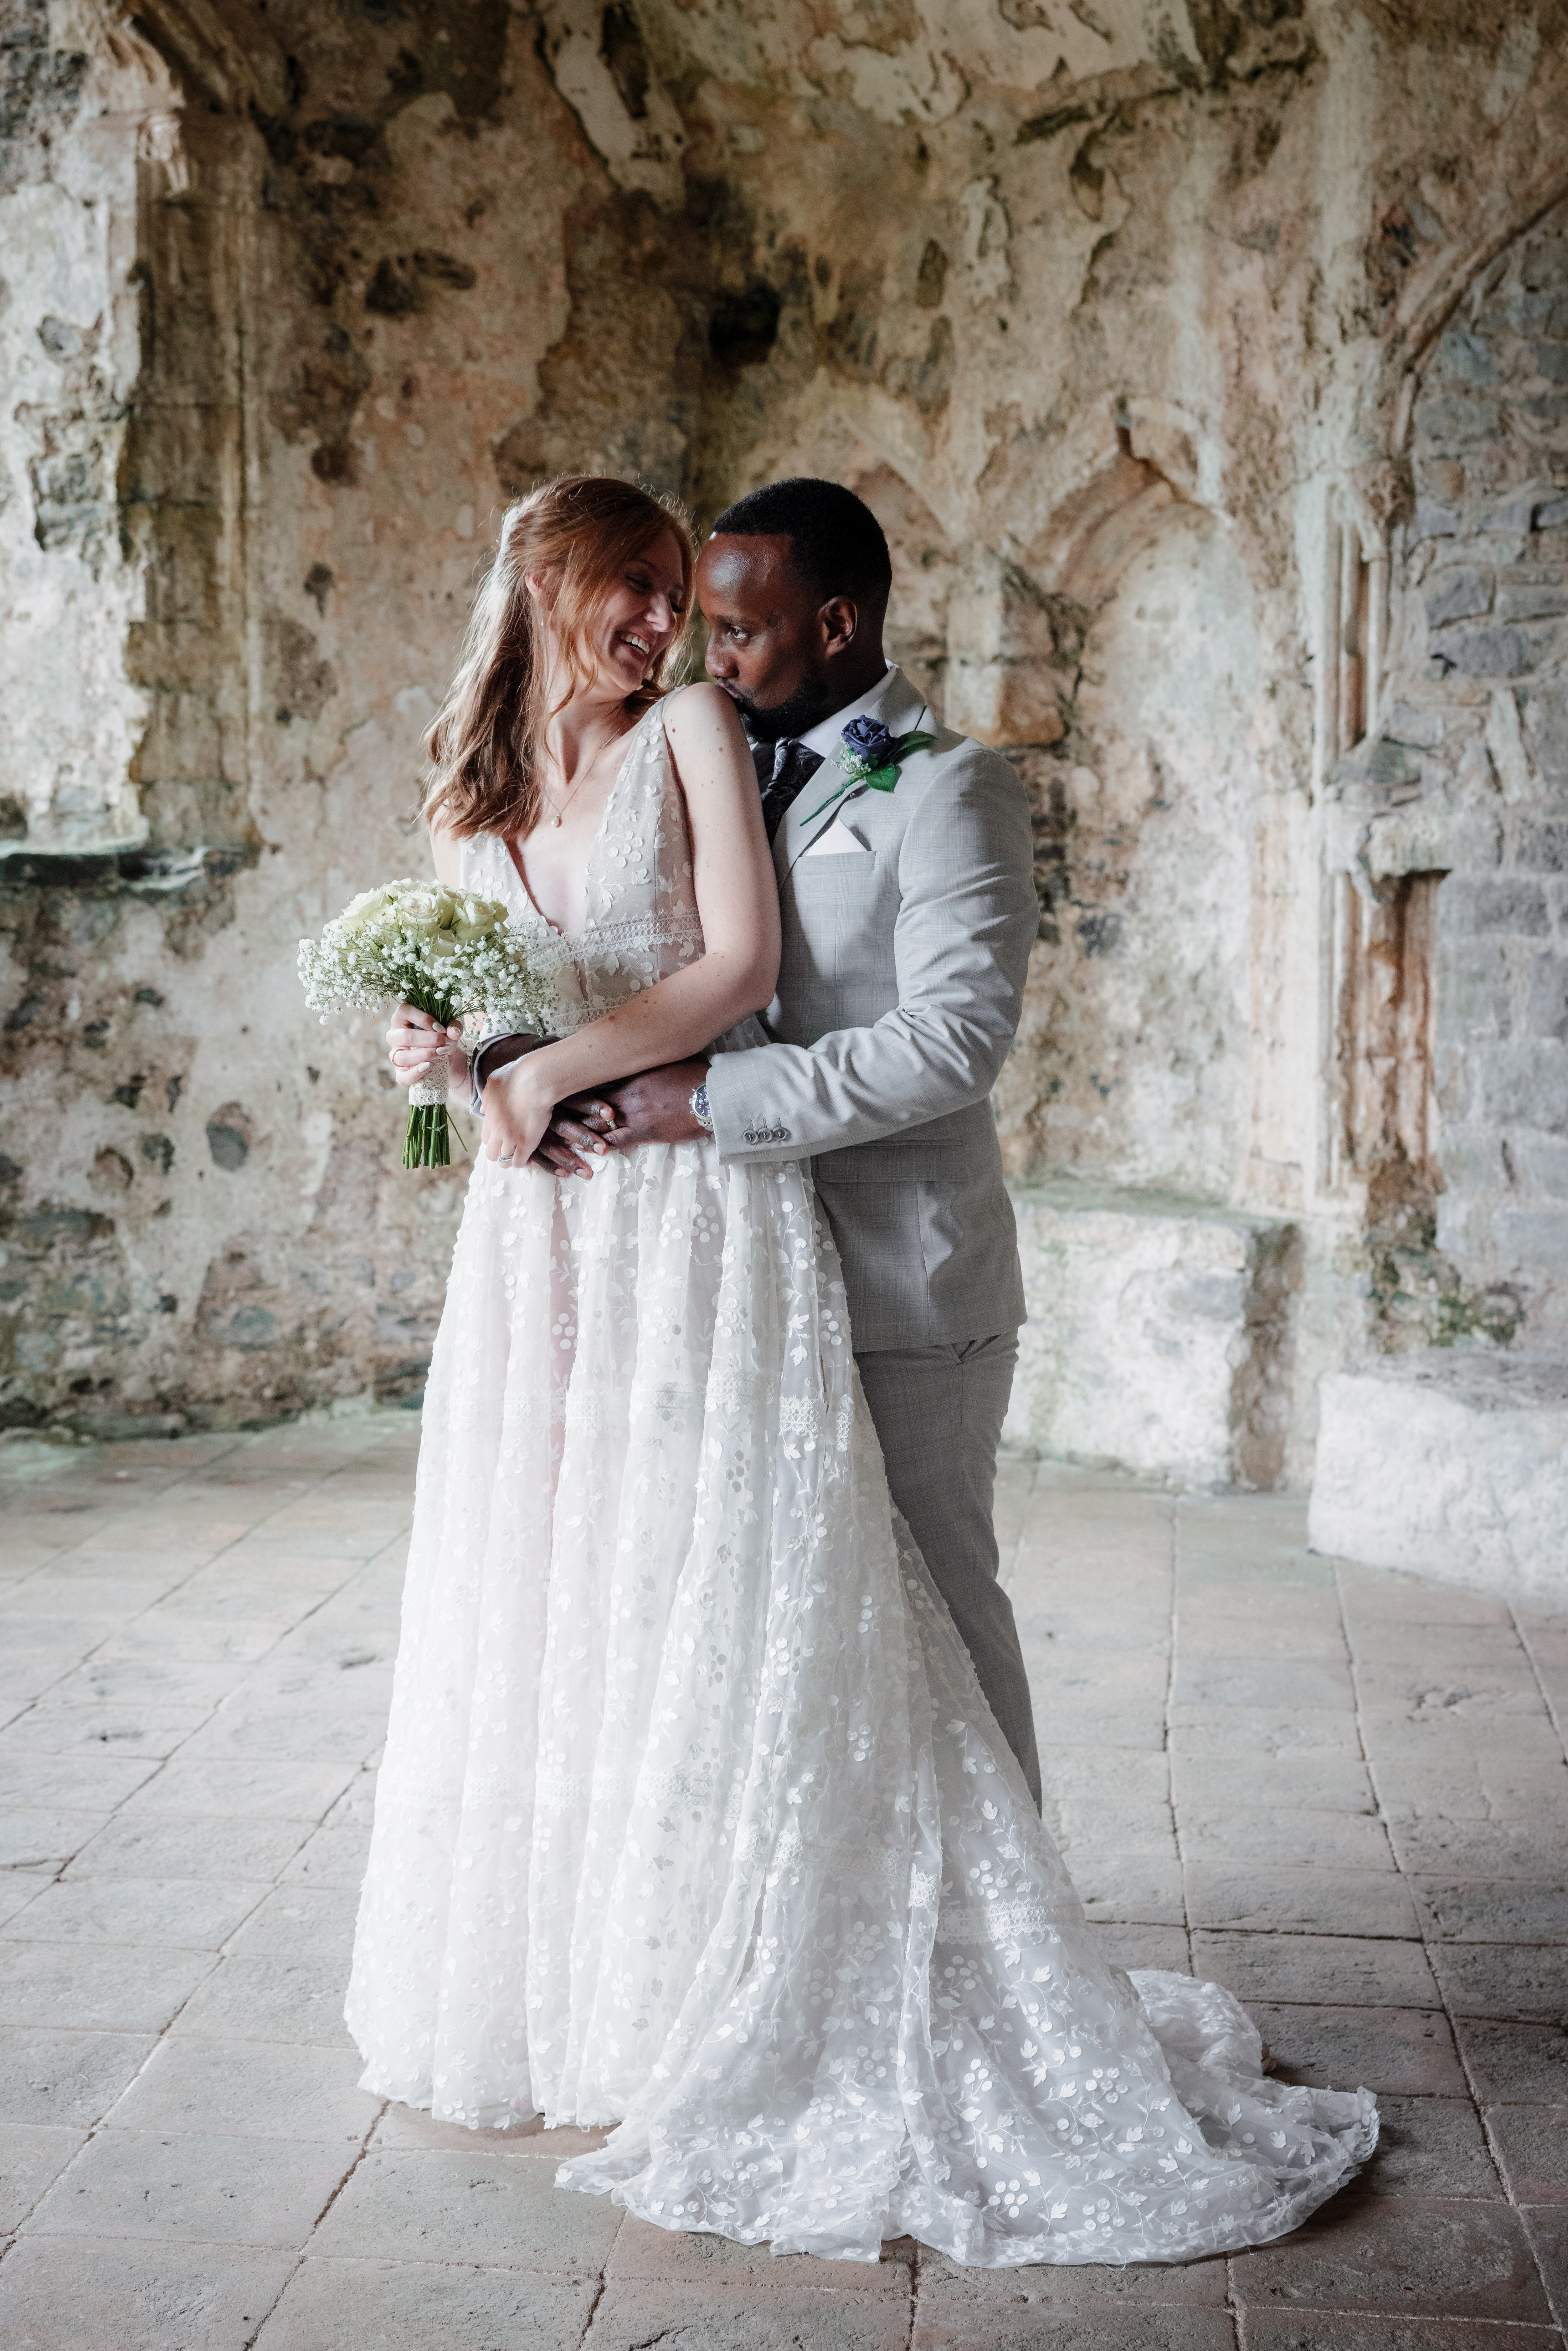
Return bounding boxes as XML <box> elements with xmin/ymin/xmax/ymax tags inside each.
<box><xmin>659</xmin><ymin>679</ymin><xmax>745</xmax><ymax>747</ymax></box>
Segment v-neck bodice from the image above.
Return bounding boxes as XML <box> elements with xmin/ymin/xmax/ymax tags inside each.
<box><xmin>460</xmin><ymin>701</ymin><xmax>706</xmax><ymax>1036</ymax></box>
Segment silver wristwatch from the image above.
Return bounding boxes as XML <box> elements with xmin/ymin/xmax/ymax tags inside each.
<box><xmin>689</xmin><ymin>1080</ymin><xmax>713</xmax><ymax>1134</ymax></box>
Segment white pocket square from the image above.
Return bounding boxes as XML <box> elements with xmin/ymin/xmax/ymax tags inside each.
<box><xmin>804</xmin><ymin>818</ymin><xmax>872</xmax><ymax>857</ymax></box>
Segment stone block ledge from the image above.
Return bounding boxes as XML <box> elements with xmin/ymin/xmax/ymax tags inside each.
<box><xmin>1309</xmin><ymin>1349</ymin><xmax>1568</xmax><ymax>1598</ymax></box>
<box><xmin>1005</xmin><ymin>1180</ymin><xmax>1300</xmax><ymax>1491</ymax></box>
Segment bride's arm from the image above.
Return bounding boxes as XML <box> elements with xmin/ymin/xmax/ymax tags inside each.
<box><xmin>481</xmin><ymin>684</ymin><xmax>778</xmax><ymax>1165</ymax></box>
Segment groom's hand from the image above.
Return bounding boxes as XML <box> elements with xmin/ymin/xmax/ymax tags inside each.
<box><xmin>535</xmin><ymin>1057</ymin><xmax>711</xmax><ymax>1176</ymax></box>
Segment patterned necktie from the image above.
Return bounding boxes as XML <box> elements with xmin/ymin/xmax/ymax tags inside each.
<box><xmin>754</xmin><ymin>737</ymin><xmax>825</xmax><ymax>844</ymax></box>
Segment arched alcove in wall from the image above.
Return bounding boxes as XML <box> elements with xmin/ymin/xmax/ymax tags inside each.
<box><xmin>999</xmin><ymin>494</ymin><xmax>1262</xmax><ymax>1202</ymax></box>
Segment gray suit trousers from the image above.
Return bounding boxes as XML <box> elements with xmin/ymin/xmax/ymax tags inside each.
<box><xmin>855</xmin><ymin>1332</ymin><xmax>1042</xmax><ymax>1811</ymax></box>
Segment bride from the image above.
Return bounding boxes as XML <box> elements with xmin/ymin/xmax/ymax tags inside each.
<box><xmin>345</xmin><ymin>472</ymin><xmax>1376</xmax><ymax>2266</ymax></box>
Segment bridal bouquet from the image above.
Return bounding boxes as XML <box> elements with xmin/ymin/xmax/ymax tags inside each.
<box><xmin>298</xmin><ymin>880</ymin><xmax>554</xmax><ymax>1168</ymax></box>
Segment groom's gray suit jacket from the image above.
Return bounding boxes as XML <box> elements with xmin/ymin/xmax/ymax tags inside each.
<box><xmin>706</xmin><ymin>666</ymin><xmax>1037</xmax><ymax>1352</ymax></box>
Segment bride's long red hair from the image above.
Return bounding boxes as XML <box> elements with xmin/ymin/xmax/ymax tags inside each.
<box><xmin>422</xmin><ymin>476</ymin><xmax>695</xmax><ymax>841</ymax></box>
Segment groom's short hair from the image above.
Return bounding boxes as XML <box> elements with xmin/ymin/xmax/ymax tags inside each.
<box><xmin>711</xmin><ymin>478</ymin><xmax>893</xmax><ymax>615</ymax></box>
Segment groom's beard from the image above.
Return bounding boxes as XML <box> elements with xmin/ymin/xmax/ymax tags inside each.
<box><xmin>727</xmin><ymin>672</ymin><xmax>837</xmax><ymax>747</ymax></box>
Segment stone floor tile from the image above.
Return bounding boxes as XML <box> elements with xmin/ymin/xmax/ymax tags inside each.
<box><xmin>1173</xmin><ymin>1619</ymin><xmax>1347</xmax><ymax>1663</ymax></box>
<box><xmin>1374</xmin><ymin>1753</ymin><xmax>1568</xmax><ymax>1820</ymax></box>
<box><xmin>1359</xmin><ymin>1708</ymin><xmax>1565</xmax><ymax>1762</ymax></box>
<box><xmin>20</xmin><ymin>2127</ymin><xmax>355</xmax><ymax>2247</ymax></box>
<box><xmin>235</xmin><ymin>1657</ymin><xmax>396</xmax><ymax>1713</ymax></box>
<box><xmin>252</xmin><ymin>2257</ymin><xmax>598</xmax><ymax>2350</ymax></box>
<box><xmin>1189</xmin><ymin>1932</ymin><xmax>1439</xmax><ymax>2009</ymax></box>
<box><xmin>1386</xmin><ymin>1814</ymin><xmax>1568</xmax><ymax>1878</ymax></box>
<box><xmin>1067</xmin><ymin>1853</ymin><xmax>1187</xmax><ymax>1926</ymax></box>
<box><xmin>1229</xmin><ymin>2192</ymin><xmax>1551</xmax><ymax>2322</ymax></box>
<box><xmin>0</xmin><ymin>1704</ymin><xmax>208</xmax><ymax>1760</ymax></box>
<box><xmin>3</xmin><ymin>1874</ymin><xmax>269</xmax><ymax>1949</ymax></box>
<box><xmin>0</xmin><ymin>2124</ymin><xmax>88</xmax><ymax>2231</ymax></box>
<box><xmin>1430</xmin><ymin>1941</ymin><xmax>1568</xmax><ymax>2024</ymax></box>
<box><xmin>1486</xmin><ymin>2104</ymin><xmax>1568</xmax><ymax>2203</ymax></box>
<box><xmin>1171</xmin><ymin>1755</ymin><xmax>1376</xmax><ymax>1815</ymax></box>
<box><xmin>1037</xmin><ymin>1747</ymin><xmax>1170</xmax><ymax>1805</ymax></box>
<box><xmin>1522</xmin><ymin>2202</ymin><xmax>1568</xmax><ymax>2328</ymax></box>
<box><xmin>67</xmin><ymin>1810</ymin><xmax>309</xmax><ymax>1881</ymax></box>
<box><xmin>1177</xmin><ymin>1809</ymin><xmax>1395</xmax><ymax>1872</ymax></box>
<box><xmin>1364</xmin><ymin>2095</ymin><xmax>1501</xmax><ymax>2198</ymax></box>
<box><xmin>1247</xmin><ymin>2004</ymin><xmax>1467</xmax><ymax>2096</ymax></box>
<box><xmin>2</xmin><ymin>1578</ymin><xmax>173</xmax><ymax>1623</ymax></box>
<box><xmin>320</xmin><ymin>1769</ymin><xmax>377</xmax><ymax>1829</ymax></box>
<box><xmin>1029</xmin><ymin>1703</ymin><xmax>1169</xmax><ymax>1751</ymax></box>
<box><xmin>146</xmin><ymin>1588</ymin><xmax>342</xmax><ymax>1633</ymax></box>
<box><xmin>1346</xmin><ymin>1620</ymin><xmax>1536</xmax><ymax>1667</ymax></box>
<box><xmin>309</xmin><ymin>2146</ymin><xmax>623</xmax><ymax>2272</ymax></box>
<box><xmin>0</xmin><ymin>1807</ymin><xmax>112</xmax><ymax>1871</ymax></box>
<box><xmin>0</xmin><ymin>2233</ymin><xmax>295</xmax><ymax>2351</ymax></box>
<box><xmin>170</xmin><ymin>1952</ymin><xmax>355</xmax><ymax>2046</ymax></box>
<box><xmin>588</xmin><ymin>2283</ymin><xmax>914</xmax><ymax>2350</ymax></box>
<box><xmin>278</xmin><ymin>1821</ymin><xmax>372</xmax><ymax>1888</ymax></box>
<box><xmin>1088</xmin><ymin>1921</ymin><xmax>1191</xmax><ymax>1973</ymax></box>
<box><xmin>912</xmin><ymin>2298</ymin><xmax>1235</xmax><ymax>2349</ymax></box>
<box><xmin>1240</xmin><ymin>2315</ymin><xmax>1562</xmax><ymax>2349</ymax></box>
<box><xmin>1335</xmin><ymin>1571</ymin><xmax>1514</xmax><ymax>1626</ymax></box>
<box><xmin>1452</xmin><ymin>2017</ymin><xmax>1568</xmax><ymax>2103</ymax></box>
<box><xmin>1175</xmin><ymin>1588</ymin><xmax>1345</xmax><ymax>1635</ymax></box>
<box><xmin>119</xmin><ymin>1756</ymin><xmax>358</xmax><ymax>1821</ymax></box>
<box><xmin>0</xmin><ymin>1654</ymin><xmax>77</xmax><ymax>1711</ymax></box>
<box><xmin>95</xmin><ymin>1618</ymin><xmax>283</xmax><ymax>1665</ymax></box>
<box><xmin>0</xmin><ymin>1939</ymin><xmax>216</xmax><ymax>2031</ymax></box>
<box><xmin>1414</xmin><ymin>1878</ymin><xmax>1568</xmax><ymax>1944</ymax></box>
<box><xmin>0</xmin><ymin>1871</ymin><xmax>50</xmax><ymax>1927</ymax></box>
<box><xmin>1052</xmin><ymin>1798</ymin><xmax>1178</xmax><ymax>1858</ymax></box>
<box><xmin>1183</xmin><ymin>1865</ymin><xmax>1419</xmax><ymax>1939</ymax></box>
<box><xmin>225</xmin><ymin>1883</ymin><xmax>360</xmax><ymax>1957</ymax></box>
<box><xmin>105</xmin><ymin>2035</ymin><xmax>377</xmax><ymax>2142</ymax></box>
<box><xmin>1166</xmin><ymin>1708</ymin><xmax>1362</xmax><ymax>1758</ymax></box>
<box><xmin>51</xmin><ymin>1656</ymin><xmax>250</xmax><ymax>1708</ymax></box>
<box><xmin>607</xmin><ymin>2213</ymin><xmax>914</xmax><ymax>2294</ymax></box>
<box><xmin>1353</xmin><ymin>1663</ymin><xmax>1544</xmax><ymax>1714</ymax></box>
<box><xmin>917</xmin><ymin>2245</ymin><xmax>1228</xmax><ymax>2305</ymax></box>
<box><xmin>371</xmin><ymin>2105</ymin><xmax>610</xmax><ymax>2160</ymax></box>
<box><xmin>0</xmin><ymin>1751</ymin><xmax>161</xmax><ymax>1808</ymax></box>
<box><xmin>1016</xmin><ymin>1601</ymin><xmax>1172</xmax><ymax>1652</ymax></box>
<box><xmin>0</xmin><ymin>2026</ymin><xmax>157</xmax><ymax>2126</ymax></box>
<box><xmin>175</xmin><ymin>1705</ymin><xmax>385</xmax><ymax>1765</ymax></box>
<box><xmin>1027</xmin><ymin>1649</ymin><xmax>1171</xmax><ymax>1700</ymax></box>
<box><xmin>1171</xmin><ymin>1658</ymin><xmax>1354</xmax><ymax>1710</ymax></box>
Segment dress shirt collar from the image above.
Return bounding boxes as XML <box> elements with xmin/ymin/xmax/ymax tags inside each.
<box><xmin>797</xmin><ymin>663</ymin><xmax>899</xmax><ymax>762</ymax></box>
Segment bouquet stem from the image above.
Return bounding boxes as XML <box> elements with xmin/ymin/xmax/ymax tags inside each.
<box><xmin>404</xmin><ymin>1045</ymin><xmax>451</xmax><ymax>1169</ymax></box>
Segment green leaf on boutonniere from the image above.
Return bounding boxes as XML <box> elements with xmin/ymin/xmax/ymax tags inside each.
<box><xmin>801</xmin><ymin>727</ymin><xmax>941</xmax><ymax>827</ymax></box>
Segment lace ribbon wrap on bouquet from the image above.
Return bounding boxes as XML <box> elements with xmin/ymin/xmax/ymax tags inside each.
<box><xmin>404</xmin><ymin>1045</ymin><xmax>451</xmax><ymax>1168</ymax></box>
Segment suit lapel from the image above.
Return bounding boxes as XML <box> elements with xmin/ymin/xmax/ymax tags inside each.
<box><xmin>777</xmin><ymin>668</ymin><xmax>929</xmax><ymax>878</ymax></box>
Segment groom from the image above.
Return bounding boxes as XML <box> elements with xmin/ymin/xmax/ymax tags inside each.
<box><xmin>494</xmin><ymin>478</ymin><xmax>1042</xmax><ymax>1807</ymax></box>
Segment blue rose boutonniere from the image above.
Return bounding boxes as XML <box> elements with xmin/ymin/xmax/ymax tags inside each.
<box><xmin>802</xmin><ymin>712</ymin><xmax>939</xmax><ymax>827</ymax></box>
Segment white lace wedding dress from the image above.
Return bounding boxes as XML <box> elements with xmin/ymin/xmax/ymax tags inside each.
<box><xmin>345</xmin><ymin>699</ymin><xmax>1377</xmax><ymax>2265</ymax></box>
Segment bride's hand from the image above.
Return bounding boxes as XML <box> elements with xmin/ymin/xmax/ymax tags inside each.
<box><xmin>386</xmin><ymin>1005</ymin><xmax>465</xmax><ymax>1089</ymax></box>
<box><xmin>484</xmin><ymin>1058</ymin><xmax>554</xmax><ymax>1166</ymax></box>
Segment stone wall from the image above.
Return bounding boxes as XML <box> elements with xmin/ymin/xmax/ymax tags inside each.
<box><xmin>2</xmin><ymin>0</ymin><xmax>1567</xmax><ymax>1465</ymax></box>
<box><xmin>1369</xmin><ymin>199</ymin><xmax>1568</xmax><ymax>1345</ymax></box>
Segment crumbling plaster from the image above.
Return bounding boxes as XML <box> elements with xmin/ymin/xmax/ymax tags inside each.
<box><xmin>2</xmin><ymin>0</ymin><xmax>1566</xmax><ymax>1468</ymax></box>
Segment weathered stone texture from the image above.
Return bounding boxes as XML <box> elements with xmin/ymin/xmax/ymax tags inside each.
<box><xmin>1310</xmin><ymin>1351</ymin><xmax>1568</xmax><ymax>1597</ymax></box>
<box><xmin>1</xmin><ymin>0</ymin><xmax>1567</xmax><ymax>1462</ymax></box>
